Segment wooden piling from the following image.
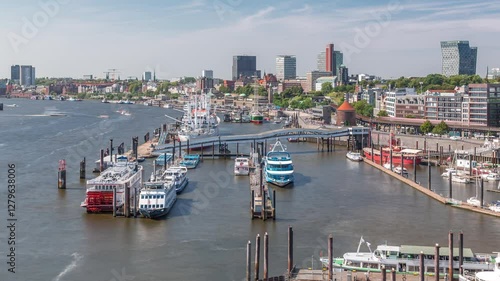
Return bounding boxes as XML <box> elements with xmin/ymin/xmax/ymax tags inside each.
<box><xmin>391</xmin><ymin>268</ymin><xmax>396</xmax><ymax>281</ymax></box>
<box><xmin>380</xmin><ymin>149</ymin><xmax>383</xmax><ymax>165</ymax></box>
<box><xmin>79</xmin><ymin>157</ymin><xmax>86</xmax><ymax>179</ymax></box>
<box><xmin>480</xmin><ymin>178</ymin><xmax>484</xmax><ymax>208</ymax></box>
<box><xmin>212</xmin><ymin>142</ymin><xmax>215</xmax><ymax>160</ymax></box>
<box><xmin>178</xmin><ymin>141</ymin><xmax>182</xmax><ymax>158</ymax></box>
<box><xmin>201</xmin><ymin>143</ymin><xmax>204</xmax><ymax>161</ymax></box>
<box><xmin>449</xmin><ymin>171</ymin><xmax>453</xmax><ymax>199</ymax></box>
<box><xmin>246</xmin><ymin>241</ymin><xmax>252</xmax><ymax>281</ymax></box>
<box><xmin>413</xmin><ymin>156</ymin><xmax>417</xmax><ymax>182</ymax></box>
<box><xmin>100</xmin><ymin>149</ymin><xmax>104</xmax><ymax>172</ymax></box>
<box><xmin>251</xmin><ymin>190</ymin><xmax>254</xmax><ymax>218</ymax></box>
<box><xmin>448</xmin><ymin>231</ymin><xmax>453</xmax><ymax>279</ymax></box>
<box><xmin>163</xmin><ymin>152</ymin><xmax>167</xmax><ymax>170</ymax></box>
<box><xmin>419</xmin><ymin>251</ymin><xmax>424</xmax><ymax>281</ymax></box>
<box><xmin>424</xmin><ymin>140</ymin><xmax>427</xmax><ymax>152</ymax></box>
<box><xmin>237</xmin><ymin>142</ymin><xmax>239</xmax><ymax>156</ymax></box>
<box><xmin>112</xmin><ymin>187</ymin><xmax>117</xmax><ymax>217</ymax></box>
<box><xmin>288</xmin><ymin>226</ymin><xmax>293</xmax><ymax>275</ymax></box>
<box><xmin>273</xmin><ymin>189</ymin><xmax>276</xmax><ymax>220</ymax></box>
<box><xmin>390</xmin><ymin>148</ymin><xmax>393</xmax><ymax>171</ymax></box>
<box><xmin>124</xmin><ymin>183</ymin><xmax>130</xmax><ymax>217</ymax></box>
<box><xmin>400</xmin><ymin>153</ymin><xmax>404</xmax><ymax>176</ymax></box>
<box><xmin>187</xmin><ymin>139</ymin><xmax>190</xmax><ymax>153</ymax></box>
<box><xmin>255</xmin><ymin>234</ymin><xmax>261</xmax><ymax>280</ymax></box>
<box><xmin>435</xmin><ymin>244</ymin><xmax>440</xmax><ymax>281</ymax></box>
<box><xmin>469</xmin><ymin>154</ymin><xmax>473</xmax><ymax>177</ymax></box>
<box><xmin>110</xmin><ymin>139</ymin><xmax>113</xmax><ymax>163</ymax></box>
<box><xmin>262</xmin><ymin>190</ymin><xmax>266</xmax><ymax>221</ymax></box>
<box><xmin>436</xmin><ymin>143</ymin><xmax>439</xmax><ymax>155</ymax></box>
<box><xmin>328</xmin><ymin>234</ymin><xmax>333</xmax><ymax>281</ymax></box>
<box><xmin>264</xmin><ymin>232</ymin><xmax>269</xmax><ymax>280</ymax></box>
<box><xmin>381</xmin><ymin>266</ymin><xmax>386</xmax><ymax>281</ymax></box>
<box><xmin>428</xmin><ymin>155</ymin><xmax>432</xmax><ymax>190</ymax></box>
<box><xmin>58</xmin><ymin>160</ymin><xmax>66</xmax><ymax>189</ymax></box>
<box><xmin>133</xmin><ymin>188</ymin><xmax>137</xmax><ymax>218</ymax></box>
<box><xmin>416</xmin><ymin>141</ymin><xmax>418</xmax><ymax>150</ymax></box>
<box><xmin>459</xmin><ymin>232</ymin><xmax>463</xmax><ymax>276</ymax></box>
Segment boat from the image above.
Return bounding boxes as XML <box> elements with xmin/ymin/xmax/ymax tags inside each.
<box><xmin>173</xmin><ymin>93</ymin><xmax>220</xmax><ymax>143</ymax></box>
<box><xmin>101</xmin><ymin>98</ymin><xmax>109</xmax><ymax>103</ymax></box>
<box><xmin>154</xmin><ymin>153</ymin><xmax>173</xmax><ymax>166</ymax></box>
<box><xmin>363</xmin><ymin>132</ymin><xmax>422</xmax><ymax>165</ymax></box>
<box><xmin>264</xmin><ymin>140</ymin><xmax>294</xmax><ymax>187</ymax></box>
<box><xmin>138</xmin><ymin>181</ymin><xmax>176</xmax><ymax>219</ymax></box>
<box><xmin>179</xmin><ymin>154</ymin><xmax>200</xmax><ymax>169</ymax></box>
<box><xmin>320</xmin><ymin>237</ymin><xmax>496</xmax><ymax>278</ymax></box>
<box><xmin>93</xmin><ymin>154</ymin><xmax>127</xmax><ymax>172</ymax></box>
<box><xmin>467</xmin><ymin>197</ymin><xmax>481</xmax><ymax>207</ymax></box>
<box><xmin>481</xmin><ymin>172</ymin><xmax>500</xmax><ymax>182</ymax></box>
<box><xmin>346</xmin><ymin>151</ymin><xmax>363</xmax><ymax>162</ymax></box>
<box><xmin>383</xmin><ymin>163</ymin><xmax>408</xmax><ymax>175</ymax></box>
<box><xmin>163</xmin><ymin>103</ymin><xmax>171</xmax><ymax>109</ymax></box>
<box><xmin>234</xmin><ymin>157</ymin><xmax>250</xmax><ymax>176</ymax></box>
<box><xmin>67</xmin><ymin>97</ymin><xmax>82</xmax><ymax>101</ymax></box>
<box><xmin>122</xmin><ymin>99</ymin><xmax>134</xmax><ymax>104</ymax></box>
<box><xmin>136</xmin><ymin>157</ymin><xmax>145</xmax><ymax>163</ymax></box>
<box><xmin>250</xmin><ymin>110</ymin><xmax>264</xmax><ymax>124</ymax></box>
<box><xmin>488</xmin><ymin>200</ymin><xmax>500</xmax><ymax>213</ymax></box>
<box><xmin>161</xmin><ymin>166</ymin><xmax>189</xmax><ymax>194</ymax></box>
<box><xmin>451</xmin><ymin>176</ymin><xmax>471</xmax><ymax>184</ymax></box>
<box><xmin>460</xmin><ymin>253</ymin><xmax>500</xmax><ymax>281</ymax></box>
<box><xmin>5</xmin><ymin>104</ymin><xmax>18</xmax><ymax>107</ymax></box>
<box><xmin>81</xmin><ymin>157</ymin><xmax>143</xmax><ymax>213</ymax></box>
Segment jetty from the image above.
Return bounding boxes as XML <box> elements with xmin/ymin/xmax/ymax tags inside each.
<box><xmin>249</xmin><ymin>149</ymin><xmax>275</xmax><ymax>220</ymax></box>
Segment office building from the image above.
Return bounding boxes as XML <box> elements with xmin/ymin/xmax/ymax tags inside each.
<box><xmin>10</xmin><ymin>65</ymin><xmax>20</xmax><ymax>83</ymax></box>
<box><xmin>338</xmin><ymin>65</ymin><xmax>349</xmax><ymax>85</ymax></box>
<box><xmin>424</xmin><ymin>90</ymin><xmax>462</xmax><ymax>122</ymax></box>
<box><xmin>463</xmin><ymin>83</ymin><xmax>500</xmax><ymax>127</ymax></box>
<box><xmin>275</xmin><ymin>55</ymin><xmax>296</xmax><ymax>81</ymax></box>
<box><xmin>317</xmin><ymin>52</ymin><xmax>326</xmax><ymax>72</ymax></box>
<box><xmin>334</xmin><ymin>51</ymin><xmax>343</xmax><ymax>76</ymax></box>
<box><xmin>305</xmin><ymin>71</ymin><xmax>332</xmax><ymax>93</ymax></box>
<box><xmin>143</xmin><ymin>71</ymin><xmax>152</xmax><ymax>81</ymax></box>
<box><xmin>232</xmin><ymin>55</ymin><xmax>260</xmax><ymax>80</ymax></box>
<box><xmin>19</xmin><ymin>65</ymin><xmax>35</xmax><ymax>86</ymax></box>
<box><xmin>202</xmin><ymin>70</ymin><xmax>213</xmax><ymax>79</ymax></box>
<box><xmin>441</xmin><ymin>41</ymin><xmax>477</xmax><ymax>76</ymax></box>
<box><xmin>325</xmin><ymin>43</ymin><xmax>335</xmax><ymax>75</ymax></box>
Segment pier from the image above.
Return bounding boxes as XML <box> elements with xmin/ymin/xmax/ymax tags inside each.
<box><xmin>249</xmin><ymin>148</ymin><xmax>276</xmax><ymax>220</ymax></box>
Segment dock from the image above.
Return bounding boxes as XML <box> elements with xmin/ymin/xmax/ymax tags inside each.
<box><xmin>363</xmin><ymin>158</ymin><xmax>500</xmax><ymax>218</ymax></box>
<box><xmin>249</xmin><ymin>152</ymin><xmax>276</xmax><ymax>220</ymax></box>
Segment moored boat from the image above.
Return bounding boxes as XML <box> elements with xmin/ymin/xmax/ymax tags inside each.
<box><xmin>138</xmin><ymin>181</ymin><xmax>176</xmax><ymax>219</ymax></box>
<box><xmin>234</xmin><ymin>157</ymin><xmax>250</xmax><ymax>176</ymax></box>
<box><xmin>320</xmin><ymin>237</ymin><xmax>496</xmax><ymax>278</ymax></box>
<box><xmin>179</xmin><ymin>154</ymin><xmax>200</xmax><ymax>169</ymax></box>
<box><xmin>81</xmin><ymin>157</ymin><xmax>143</xmax><ymax>213</ymax></box>
<box><xmin>161</xmin><ymin>166</ymin><xmax>189</xmax><ymax>194</ymax></box>
<box><xmin>154</xmin><ymin>153</ymin><xmax>173</xmax><ymax>166</ymax></box>
<box><xmin>264</xmin><ymin>140</ymin><xmax>294</xmax><ymax>187</ymax></box>
<box><xmin>346</xmin><ymin>151</ymin><xmax>363</xmax><ymax>162</ymax></box>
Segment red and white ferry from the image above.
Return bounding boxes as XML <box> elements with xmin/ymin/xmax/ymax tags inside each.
<box><xmin>81</xmin><ymin>156</ymin><xmax>143</xmax><ymax>213</ymax></box>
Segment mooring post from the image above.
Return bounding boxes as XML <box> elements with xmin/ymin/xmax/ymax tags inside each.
<box><xmin>133</xmin><ymin>188</ymin><xmax>137</xmax><ymax>218</ymax></box>
<box><xmin>58</xmin><ymin>160</ymin><xmax>66</xmax><ymax>189</ymax></box>
<box><xmin>163</xmin><ymin>152</ymin><xmax>167</xmax><ymax>170</ymax></box>
<box><xmin>439</xmin><ymin>146</ymin><xmax>443</xmax><ymax>165</ymax></box>
<box><xmin>459</xmin><ymin>232</ymin><xmax>463</xmax><ymax>276</ymax></box>
<box><xmin>424</xmin><ymin>140</ymin><xmax>427</xmax><ymax>152</ymax></box>
<box><xmin>212</xmin><ymin>141</ymin><xmax>215</xmax><ymax>160</ymax></box>
<box><xmin>262</xmin><ymin>189</ymin><xmax>266</xmax><ymax>221</ymax></box>
<box><xmin>110</xmin><ymin>139</ymin><xmax>113</xmax><ymax>163</ymax></box>
<box><xmin>273</xmin><ymin>189</ymin><xmax>276</xmax><ymax>220</ymax></box>
<box><xmin>474</xmin><ymin>147</ymin><xmax>477</xmax><ymax>162</ymax></box>
<box><xmin>201</xmin><ymin>143</ymin><xmax>204</xmax><ymax>161</ymax></box>
<box><xmin>246</xmin><ymin>241</ymin><xmax>252</xmax><ymax>281</ymax></box>
<box><xmin>413</xmin><ymin>156</ymin><xmax>417</xmax><ymax>182</ymax></box>
<box><xmin>419</xmin><ymin>251</ymin><xmax>424</xmax><ymax>281</ymax></box>
<box><xmin>449</xmin><ymin>170</ymin><xmax>453</xmax><ymax>199</ymax></box>
<box><xmin>400</xmin><ymin>153</ymin><xmax>404</xmax><ymax>176</ymax></box>
<box><xmin>428</xmin><ymin>155</ymin><xmax>432</xmax><ymax>190</ymax></box>
<box><xmin>435</xmin><ymin>244</ymin><xmax>440</xmax><ymax>281</ymax></box>
<box><xmin>449</xmin><ymin>231</ymin><xmax>453</xmax><ymax>279</ymax></box>
<box><xmin>391</xmin><ymin>268</ymin><xmax>396</xmax><ymax>281</ymax></box>
<box><xmin>436</xmin><ymin>143</ymin><xmax>439</xmax><ymax>155</ymax></box>
<box><xmin>416</xmin><ymin>140</ymin><xmax>418</xmax><ymax>149</ymax></box>
<box><xmin>237</xmin><ymin>142</ymin><xmax>239</xmax><ymax>156</ymax></box>
<box><xmin>112</xmin><ymin>187</ymin><xmax>117</xmax><ymax>217</ymax></box>
<box><xmin>100</xmin><ymin>149</ymin><xmax>104</xmax><ymax>172</ymax></box>
<box><xmin>371</xmin><ymin>143</ymin><xmax>374</xmax><ymax>162</ymax></box>
<box><xmin>469</xmin><ymin>154</ymin><xmax>473</xmax><ymax>176</ymax></box>
<box><xmin>381</xmin><ymin>266</ymin><xmax>386</xmax><ymax>281</ymax></box>
<box><xmin>124</xmin><ymin>183</ymin><xmax>130</xmax><ymax>217</ymax></box>
<box><xmin>255</xmin><ymin>234</ymin><xmax>260</xmax><ymax>280</ymax></box>
<box><xmin>288</xmin><ymin>226</ymin><xmax>293</xmax><ymax>276</ymax></box>
<box><xmin>80</xmin><ymin>157</ymin><xmax>86</xmax><ymax>179</ymax></box>
<box><xmin>328</xmin><ymin>234</ymin><xmax>333</xmax><ymax>281</ymax></box>
<box><xmin>480</xmin><ymin>178</ymin><xmax>484</xmax><ymax>208</ymax></box>
<box><xmin>264</xmin><ymin>232</ymin><xmax>269</xmax><ymax>280</ymax></box>
<box><xmin>178</xmin><ymin>140</ymin><xmax>182</xmax><ymax>159</ymax></box>
<box><xmin>187</xmin><ymin>139</ymin><xmax>190</xmax><ymax>154</ymax></box>
<box><xmin>251</xmin><ymin>190</ymin><xmax>255</xmax><ymax>217</ymax></box>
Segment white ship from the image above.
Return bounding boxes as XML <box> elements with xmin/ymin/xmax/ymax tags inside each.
<box><xmin>175</xmin><ymin>94</ymin><xmax>220</xmax><ymax>143</ymax></box>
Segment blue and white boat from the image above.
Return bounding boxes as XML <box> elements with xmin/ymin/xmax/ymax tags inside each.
<box><xmin>162</xmin><ymin>166</ymin><xmax>189</xmax><ymax>194</ymax></box>
<box><xmin>154</xmin><ymin>153</ymin><xmax>173</xmax><ymax>166</ymax></box>
<box><xmin>264</xmin><ymin>139</ymin><xmax>294</xmax><ymax>187</ymax></box>
<box><xmin>138</xmin><ymin>181</ymin><xmax>177</xmax><ymax>219</ymax></box>
<box><xmin>179</xmin><ymin>154</ymin><xmax>200</xmax><ymax>169</ymax></box>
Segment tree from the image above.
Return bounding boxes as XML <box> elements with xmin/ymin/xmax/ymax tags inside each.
<box><xmin>321</xmin><ymin>82</ymin><xmax>333</xmax><ymax>94</ymax></box>
<box><xmin>352</xmin><ymin>100</ymin><xmax>373</xmax><ymax>117</ymax></box>
<box><xmin>257</xmin><ymin>86</ymin><xmax>267</xmax><ymax>96</ymax></box>
<box><xmin>377</xmin><ymin>110</ymin><xmax>388</xmax><ymax>117</ymax></box>
<box><xmin>218</xmin><ymin>85</ymin><xmax>230</xmax><ymax>93</ymax></box>
<box><xmin>420</xmin><ymin>120</ymin><xmax>434</xmax><ymax>134</ymax></box>
<box><xmin>432</xmin><ymin>121</ymin><xmax>449</xmax><ymax>135</ymax></box>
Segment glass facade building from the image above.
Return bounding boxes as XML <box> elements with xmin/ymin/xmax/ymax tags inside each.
<box><xmin>441</xmin><ymin>41</ymin><xmax>477</xmax><ymax>76</ymax></box>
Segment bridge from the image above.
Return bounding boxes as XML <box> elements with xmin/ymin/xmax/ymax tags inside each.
<box><xmin>152</xmin><ymin>126</ymin><xmax>369</xmax><ymax>154</ymax></box>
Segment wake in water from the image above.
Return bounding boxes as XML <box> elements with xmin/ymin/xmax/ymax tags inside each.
<box><xmin>53</xmin><ymin>252</ymin><xmax>83</xmax><ymax>281</ymax></box>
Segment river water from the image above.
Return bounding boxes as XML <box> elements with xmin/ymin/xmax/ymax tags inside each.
<box><xmin>0</xmin><ymin>99</ymin><xmax>499</xmax><ymax>281</ymax></box>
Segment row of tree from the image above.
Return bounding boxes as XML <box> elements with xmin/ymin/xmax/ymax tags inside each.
<box><xmin>420</xmin><ymin>120</ymin><xmax>450</xmax><ymax>135</ymax></box>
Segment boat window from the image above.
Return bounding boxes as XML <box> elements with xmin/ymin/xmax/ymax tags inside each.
<box><xmin>160</xmin><ymin>204</ymin><xmax>163</xmax><ymax>208</ymax></box>
<box><xmin>148</xmin><ymin>205</ymin><xmax>151</xmax><ymax>208</ymax></box>
<box><xmin>140</xmin><ymin>205</ymin><xmax>143</xmax><ymax>208</ymax></box>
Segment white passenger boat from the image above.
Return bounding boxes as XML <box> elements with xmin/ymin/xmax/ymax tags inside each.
<box><xmin>482</xmin><ymin>172</ymin><xmax>500</xmax><ymax>182</ymax></box>
<box><xmin>346</xmin><ymin>151</ymin><xmax>363</xmax><ymax>162</ymax></box>
<box><xmin>383</xmin><ymin>163</ymin><xmax>408</xmax><ymax>175</ymax></box>
<box><xmin>138</xmin><ymin>181</ymin><xmax>176</xmax><ymax>219</ymax></box>
<box><xmin>81</xmin><ymin>157</ymin><xmax>143</xmax><ymax>213</ymax></box>
<box><xmin>161</xmin><ymin>166</ymin><xmax>188</xmax><ymax>194</ymax></box>
<box><xmin>460</xmin><ymin>253</ymin><xmax>500</xmax><ymax>281</ymax></box>
<box><xmin>234</xmin><ymin>157</ymin><xmax>250</xmax><ymax>176</ymax></box>
<box><xmin>264</xmin><ymin>140</ymin><xmax>294</xmax><ymax>187</ymax></box>
<box><xmin>320</xmin><ymin>237</ymin><xmax>496</xmax><ymax>278</ymax></box>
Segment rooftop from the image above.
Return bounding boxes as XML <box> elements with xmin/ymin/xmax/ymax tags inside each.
<box><xmin>337</xmin><ymin>100</ymin><xmax>355</xmax><ymax>111</ymax></box>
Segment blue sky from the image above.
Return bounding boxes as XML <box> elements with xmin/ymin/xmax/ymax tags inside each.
<box><xmin>1</xmin><ymin>0</ymin><xmax>499</xmax><ymax>80</ymax></box>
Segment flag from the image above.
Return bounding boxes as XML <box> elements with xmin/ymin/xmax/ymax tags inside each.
<box><xmin>366</xmin><ymin>242</ymin><xmax>371</xmax><ymax>247</ymax></box>
<box><xmin>360</xmin><ymin>237</ymin><xmax>365</xmax><ymax>243</ymax></box>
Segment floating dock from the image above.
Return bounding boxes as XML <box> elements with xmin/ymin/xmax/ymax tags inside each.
<box><xmin>249</xmin><ymin>152</ymin><xmax>275</xmax><ymax>220</ymax></box>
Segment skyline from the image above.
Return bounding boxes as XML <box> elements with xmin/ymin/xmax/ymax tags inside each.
<box><xmin>1</xmin><ymin>0</ymin><xmax>500</xmax><ymax>80</ymax></box>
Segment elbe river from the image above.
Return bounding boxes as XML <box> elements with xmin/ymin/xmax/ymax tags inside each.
<box><xmin>0</xmin><ymin>99</ymin><xmax>499</xmax><ymax>281</ymax></box>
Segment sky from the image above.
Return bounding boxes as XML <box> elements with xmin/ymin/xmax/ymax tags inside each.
<box><xmin>1</xmin><ymin>0</ymin><xmax>499</xmax><ymax>80</ymax></box>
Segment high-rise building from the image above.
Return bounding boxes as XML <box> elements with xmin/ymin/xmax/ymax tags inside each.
<box><xmin>441</xmin><ymin>41</ymin><xmax>477</xmax><ymax>76</ymax></box>
<box><xmin>334</xmin><ymin>51</ymin><xmax>343</xmax><ymax>76</ymax></box>
<box><xmin>232</xmin><ymin>55</ymin><xmax>260</xmax><ymax>80</ymax></box>
<box><xmin>18</xmin><ymin>65</ymin><xmax>35</xmax><ymax>86</ymax></box>
<box><xmin>338</xmin><ymin>65</ymin><xmax>349</xmax><ymax>85</ymax></box>
<box><xmin>317</xmin><ymin>52</ymin><xmax>326</xmax><ymax>72</ymax></box>
<box><xmin>275</xmin><ymin>55</ymin><xmax>296</xmax><ymax>81</ymax></box>
<box><xmin>143</xmin><ymin>71</ymin><xmax>152</xmax><ymax>81</ymax></box>
<box><xmin>10</xmin><ymin>65</ymin><xmax>20</xmax><ymax>83</ymax></box>
<box><xmin>202</xmin><ymin>70</ymin><xmax>213</xmax><ymax>79</ymax></box>
<box><xmin>325</xmin><ymin>43</ymin><xmax>336</xmax><ymax>75</ymax></box>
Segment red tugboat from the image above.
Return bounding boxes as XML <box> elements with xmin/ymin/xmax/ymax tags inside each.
<box><xmin>363</xmin><ymin>132</ymin><xmax>422</xmax><ymax>165</ymax></box>
<box><xmin>81</xmin><ymin>156</ymin><xmax>143</xmax><ymax>213</ymax></box>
